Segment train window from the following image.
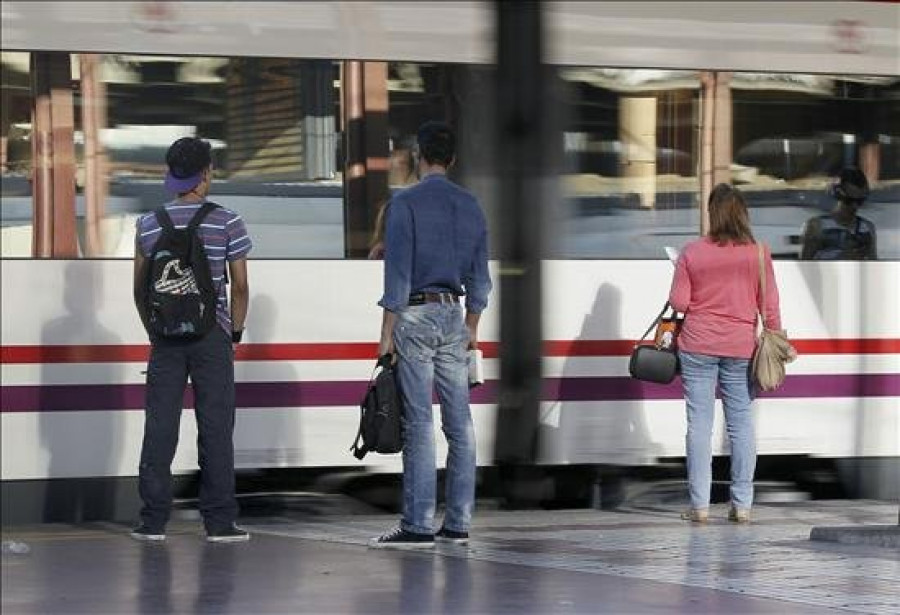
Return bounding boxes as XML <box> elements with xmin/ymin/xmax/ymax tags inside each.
<box><xmin>555</xmin><ymin>68</ymin><xmax>899</xmax><ymax>260</ymax></box>
<box><xmin>1</xmin><ymin>52</ymin><xmax>343</xmax><ymax>258</ymax></box>
<box><xmin>1</xmin><ymin>52</ymin><xmax>32</xmax><ymax>257</ymax></box>
<box><xmin>378</xmin><ymin>62</ymin><xmax>497</xmax><ymax>258</ymax></box>
<box><xmin>557</xmin><ymin>68</ymin><xmax>702</xmax><ymax>259</ymax></box>
<box><xmin>387</xmin><ymin>62</ymin><xmax>440</xmax><ymax>189</ymax></box>
<box><xmin>730</xmin><ymin>72</ymin><xmax>899</xmax><ymax>260</ymax></box>
<box><xmin>4</xmin><ymin>52</ymin><xmax>895</xmax><ymax>261</ymax></box>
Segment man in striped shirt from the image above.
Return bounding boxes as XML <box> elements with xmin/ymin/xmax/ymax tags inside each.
<box><xmin>131</xmin><ymin>137</ymin><xmax>252</xmax><ymax>543</ymax></box>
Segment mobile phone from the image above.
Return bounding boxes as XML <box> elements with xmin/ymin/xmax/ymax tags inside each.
<box><xmin>468</xmin><ymin>348</ymin><xmax>484</xmax><ymax>387</ymax></box>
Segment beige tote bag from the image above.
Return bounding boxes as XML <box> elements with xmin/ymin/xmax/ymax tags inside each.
<box><xmin>752</xmin><ymin>244</ymin><xmax>797</xmax><ymax>391</ymax></box>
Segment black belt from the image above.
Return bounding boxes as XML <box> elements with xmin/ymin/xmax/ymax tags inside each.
<box><xmin>409</xmin><ymin>292</ymin><xmax>459</xmax><ymax>305</ymax></box>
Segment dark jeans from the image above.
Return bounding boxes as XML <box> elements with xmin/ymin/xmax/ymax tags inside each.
<box><xmin>138</xmin><ymin>328</ymin><xmax>237</xmax><ymax>532</ymax></box>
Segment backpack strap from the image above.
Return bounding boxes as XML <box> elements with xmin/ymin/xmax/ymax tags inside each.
<box><xmin>153</xmin><ymin>202</ymin><xmax>219</xmax><ymax>235</ymax></box>
<box><xmin>350</xmin><ymin>413</ymin><xmax>368</xmax><ymax>460</ymax></box>
<box><xmin>186</xmin><ymin>201</ymin><xmax>219</xmax><ymax>233</ymax></box>
<box><xmin>349</xmin><ymin>360</ymin><xmax>385</xmax><ymax>460</ymax></box>
<box><xmin>169</xmin><ymin>201</ymin><xmax>218</xmax><ymax>268</ymax></box>
<box><xmin>351</xmin><ymin>422</ymin><xmax>369</xmax><ymax>460</ymax></box>
<box><xmin>188</xmin><ymin>201</ymin><xmax>229</xmax><ymax>284</ymax></box>
<box><xmin>153</xmin><ymin>206</ymin><xmax>176</xmax><ymax>234</ymax></box>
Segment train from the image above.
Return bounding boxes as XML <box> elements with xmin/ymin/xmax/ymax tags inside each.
<box><xmin>2</xmin><ymin>2</ymin><xmax>898</xmax><ymax>515</ymax></box>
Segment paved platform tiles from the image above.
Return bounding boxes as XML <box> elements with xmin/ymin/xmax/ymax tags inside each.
<box><xmin>2</xmin><ymin>501</ymin><xmax>897</xmax><ymax>614</ymax></box>
<box><xmin>811</xmin><ymin>525</ymin><xmax>900</xmax><ymax>549</ymax></box>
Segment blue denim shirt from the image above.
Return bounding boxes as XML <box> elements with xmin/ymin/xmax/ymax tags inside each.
<box><xmin>379</xmin><ymin>173</ymin><xmax>491</xmax><ymax>313</ymax></box>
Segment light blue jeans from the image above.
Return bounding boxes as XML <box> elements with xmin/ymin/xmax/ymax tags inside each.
<box><xmin>678</xmin><ymin>351</ymin><xmax>757</xmax><ymax>511</ymax></box>
<box><xmin>394</xmin><ymin>303</ymin><xmax>476</xmax><ymax>535</ymax></box>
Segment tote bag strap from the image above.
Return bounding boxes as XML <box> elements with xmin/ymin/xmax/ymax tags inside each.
<box><xmin>757</xmin><ymin>242</ymin><xmax>768</xmax><ymax>330</ymax></box>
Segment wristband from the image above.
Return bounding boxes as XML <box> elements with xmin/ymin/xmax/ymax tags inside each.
<box><xmin>232</xmin><ymin>329</ymin><xmax>244</xmax><ymax>344</ymax></box>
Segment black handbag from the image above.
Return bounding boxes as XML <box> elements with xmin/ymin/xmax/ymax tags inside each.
<box><xmin>350</xmin><ymin>354</ymin><xmax>404</xmax><ymax>460</ymax></box>
<box><xmin>629</xmin><ymin>302</ymin><xmax>682</xmax><ymax>384</ymax></box>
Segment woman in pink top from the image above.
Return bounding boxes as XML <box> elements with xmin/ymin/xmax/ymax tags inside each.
<box><xmin>668</xmin><ymin>184</ymin><xmax>783</xmax><ymax>524</ymax></box>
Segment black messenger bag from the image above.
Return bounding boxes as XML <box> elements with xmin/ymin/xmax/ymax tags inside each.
<box><xmin>629</xmin><ymin>345</ymin><xmax>678</xmax><ymax>384</ymax></box>
<box><xmin>629</xmin><ymin>302</ymin><xmax>682</xmax><ymax>385</ymax></box>
<box><xmin>351</xmin><ymin>354</ymin><xmax>404</xmax><ymax>460</ymax></box>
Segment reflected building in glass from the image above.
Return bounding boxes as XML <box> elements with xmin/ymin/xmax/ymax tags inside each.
<box><xmin>1</xmin><ymin>50</ymin><xmax>898</xmax><ymax>260</ymax></box>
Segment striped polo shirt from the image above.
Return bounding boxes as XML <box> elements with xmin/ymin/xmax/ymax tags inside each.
<box><xmin>136</xmin><ymin>201</ymin><xmax>252</xmax><ymax>333</ymax></box>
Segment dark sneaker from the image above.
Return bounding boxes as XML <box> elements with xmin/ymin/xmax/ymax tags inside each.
<box><xmin>436</xmin><ymin>527</ymin><xmax>469</xmax><ymax>545</ymax></box>
<box><xmin>206</xmin><ymin>524</ymin><xmax>250</xmax><ymax>543</ymax></box>
<box><xmin>130</xmin><ymin>525</ymin><xmax>166</xmax><ymax>542</ymax></box>
<box><xmin>368</xmin><ymin>526</ymin><xmax>434</xmax><ymax>549</ymax></box>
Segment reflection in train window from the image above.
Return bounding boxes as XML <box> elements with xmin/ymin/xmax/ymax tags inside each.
<box><xmin>557</xmin><ymin>68</ymin><xmax>702</xmax><ymax>259</ymax></box>
<box><xmin>1</xmin><ymin>53</ymin><xmax>343</xmax><ymax>258</ymax></box>
<box><xmin>2</xmin><ymin>52</ymin><xmax>897</xmax><ymax>260</ymax></box>
<box><xmin>556</xmin><ymin>69</ymin><xmax>899</xmax><ymax>260</ymax></box>
<box><xmin>1</xmin><ymin>52</ymin><xmax>33</xmax><ymax>257</ymax></box>
<box><xmin>730</xmin><ymin>73</ymin><xmax>899</xmax><ymax>260</ymax></box>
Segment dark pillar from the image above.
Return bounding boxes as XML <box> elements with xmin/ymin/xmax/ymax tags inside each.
<box><xmin>446</xmin><ymin>65</ymin><xmax>497</xmax><ymax>221</ymax></box>
<box><xmin>300</xmin><ymin>60</ymin><xmax>336</xmax><ymax>181</ymax></box>
<box><xmin>493</xmin><ymin>1</ymin><xmax>551</xmax><ymax>495</ymax></box>
<box><xmin>342</xmin><ymin>61</ymin><xmax>389</xmax><ymax>258</ymax></box>
<box><xmin>31</xmin><ymin>52</ymin><xmax>77</xmax><ymax>258</ymax></box>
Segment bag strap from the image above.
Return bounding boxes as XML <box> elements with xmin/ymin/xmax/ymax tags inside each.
<box><xmin>757</xmin><ymin>243</ymin><xmax>767</xmax><ymax>329</ymax></box>
<box><xmin>154</xmin><ymin>206</ymin><xmax>176</xmax><ymax>234</ymax></box>
<box><xmin>350</xmin><ymin>357</ymin><xmax>391</xmax><ymax>459</ymax></box>
<box><xmin>350</xmin><ymin>405</ymin><xmax>369</xmax><ymax>460</ymax></box>
<box><xmin>203</xmin><ymin>201</ymin><xmax>231</xmax><ymax>285</ymax></box>
<box><xmin>637</xmin><ymin>302</ymin><xmax>672</xmax><ymax>343</ymax></box>
<box><xmin>351</xmin><ymin>369</ymin><xmax>377</xmax><ymax>459</ymax></box>
<box><xmin>186</xmin><ymin>201</ymin><xmax>219</xmax><ymax>234</ymax></box>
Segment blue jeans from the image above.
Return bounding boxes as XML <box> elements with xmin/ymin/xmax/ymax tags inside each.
<box><xmin>678</xmin><ymin>351</ymin><xmax>756</xmax><ymax>511</ymax></box>
<box><xmin>393</xmin><ymin>303</ymin><xmax>475</xmax><ymax>535</ymax></box>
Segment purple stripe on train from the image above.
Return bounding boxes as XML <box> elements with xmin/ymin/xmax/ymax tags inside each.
<box><xmin>1</xmin><ymin>374</ymin><xmax>898</xmax><ymax>413</ymax></box>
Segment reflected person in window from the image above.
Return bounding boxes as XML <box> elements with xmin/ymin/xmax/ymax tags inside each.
<box><xmin>368</xmin><ymin>195</ymin><xmax>391</xmax><ymax>260</ymax></box>
<box><xmin>800</xmin><ymin>168</ymin><xmax>877</xmax><ymax>260</ymax></box>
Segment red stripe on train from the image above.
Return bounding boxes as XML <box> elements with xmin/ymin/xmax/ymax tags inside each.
<box><xmin>1</xmin><ymin>338</ymin><xmax>899</xmax><ymax>364</ymax></box>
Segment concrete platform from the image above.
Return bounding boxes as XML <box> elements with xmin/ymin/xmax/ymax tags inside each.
<box><xmin>2</xmin><ymin>501</ymin><xmax>897</xmax><ymax>614</ymax></box>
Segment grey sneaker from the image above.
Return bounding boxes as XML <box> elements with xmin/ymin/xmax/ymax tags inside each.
<box><xmin>130</xmin><ymin>525</ymin><xmax>166</xmax><ymax>542</ymax></box>
<box><xmin>729</xmin><ymin>506</ymin><xmax>751</xmax><ymax>524</ymax></box>
<box><xmin>436</xmin><ymin>527</ymin><xmax>469</xmax><ymax>545</ymax></box>
<box><xmin>369</xmin><ymin>526</ymin><xmax>434</xmax><ymax>549</ymax></box>
<box><xmin>206</xmin><ymin>524</ymin><xmax>250</xmax><ymax>543</ymax></box>
<box><xmin>680</xmin><ymin>509</ymin><xmax>709</xmax><ymax>524</ymax></box>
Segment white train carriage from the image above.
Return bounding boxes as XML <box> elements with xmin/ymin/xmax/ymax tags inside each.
<box><xmin>2</xmin><ymin>259</ymin><xmax>898</xmax><ymax>480</ymax></box>
<box><xmin>1</xmin><ymin>2</ymin><xmax>898</xmax><ymax>503</ymax></box>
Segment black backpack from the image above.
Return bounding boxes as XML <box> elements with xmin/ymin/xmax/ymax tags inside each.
<box><xmin>139</xmin><ymin>202</ymin><xmax>220</xmax><ymax>340</ymax></box>
<box><xmin>351</xmin><ymin>354</ymin><xmax>404</xmax><ymax>460</ymax></box>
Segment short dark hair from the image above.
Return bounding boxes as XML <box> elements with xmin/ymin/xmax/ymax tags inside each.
<box><xmin>416</xmin><ymin>121</ymin><xmax>455</xmax><ymax>167</ymax></box>
<box><xmin>166</xmin><ymin>137</ymin><xmax>211</xmax><ymax>179</ymax></box>
<box><xmin>834</xmin><ymin>167</ymin><xmax>869</xmax><ymax>202</ymax></box>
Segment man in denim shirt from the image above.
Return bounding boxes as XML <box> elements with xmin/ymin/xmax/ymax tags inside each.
<box><xmin>370</xmin><ymin>121</ymin><xmax>491</xmax><ymax>548</ymax></box>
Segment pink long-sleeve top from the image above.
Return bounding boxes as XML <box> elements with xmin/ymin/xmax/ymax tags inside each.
<box><xmin>668</xmin><ymin>237</ymin><xmax>782</xmax><ymax>359</ymax></box>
